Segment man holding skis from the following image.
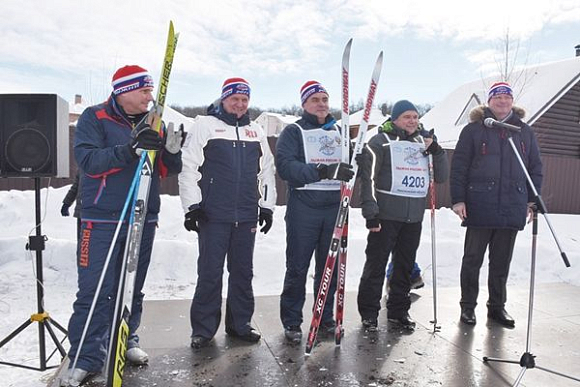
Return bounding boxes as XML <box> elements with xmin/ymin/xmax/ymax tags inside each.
<box><xmin>63</xmin><ymin>65</ymin><xmax>183</xmax><ymax>386</ymax></box>
<box><xmin>277</xmin><ymin>81</ymin><xmax>354</xmax><ymax>343</ymax></box>
<box><xmin>357</xmin><ymin>100</ymin><xmax>448</xmax><ymax>331</ymax></box>
<box><xmin>179</xmin><ymin>78</ymin><xmax>276</xmax><ymax>348</ymax></box>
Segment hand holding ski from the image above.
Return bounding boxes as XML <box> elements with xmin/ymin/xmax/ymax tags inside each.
<box><xmin>305</xmin><ymin>47</ymin><xmax>383</xmax><ymax>355</ymax></box>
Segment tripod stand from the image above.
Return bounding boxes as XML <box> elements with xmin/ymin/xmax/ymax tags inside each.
<box><xmin>483</xmin><ymin>133</ymin><xmax>578</xmax><ymax>386</ymax></box>
<box><xmin>0</xmin><ymin>178</ymin><xmax>68</xmax><ymax>371</ymax></box>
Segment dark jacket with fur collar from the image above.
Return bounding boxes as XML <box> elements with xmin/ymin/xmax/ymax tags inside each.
<box><xmin>450</xmin><ymin>105</ymin><xmax>543</xmax><ymax>230</ymax></box>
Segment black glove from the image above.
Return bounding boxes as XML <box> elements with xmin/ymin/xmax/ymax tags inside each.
<box><xmin>184</xmin><ymin>208</ymin><xmax>208</xmax><ymax>233</ymax></box>
<box><xmin>425</xmin><ymin>139</ymin><xmax>443</xmax><ymax>155</ymax></box>
<box><xmin>60</xmin><ymin>203</ymin><xmax>70</xmax><ymax>217</ymax></box>
<box><xmin>129</xmin><ymin>120</ymin><xmax>164</xmax><ymax>158</ymax></box>
<box><xmin>366</xmin><ymin>218</ymin><xmax>380</xmax><ymax>229</ymax></box>
<box><xmin>354</xmin><ymin>152</ymin><xmax>367</xmax><ymax>166</ymax></box>
<box><xmin>423</xmin><ymin>128</ymin><xmax>443</xmax><ymax>156</ymax></box>
<box><xmin>258</xmin><ymin>208</ymin><xmax>273</xmax><ymax>234</ymax></box>
<box><xmin>317</xmin><ymin>162</ymin><xmax>354</xmax><ymax>182</ymax></box>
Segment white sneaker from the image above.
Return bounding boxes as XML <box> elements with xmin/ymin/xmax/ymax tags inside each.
<box><xmin>126</xmin><ymin>347</ymin><xmax>149</xmax><ymax>365</ymax></box>
<box><xmin>60</xmin><ymin>368</ymin><xmax>92</xmax><ymax>387</ymax></box>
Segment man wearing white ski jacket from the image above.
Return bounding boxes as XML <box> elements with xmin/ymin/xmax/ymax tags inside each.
<box><xmin>64</xmin><ymin>65</ymin><xmax>183</xmax><ymax>386</ymax></box>
<box><xmin>179</xmin><ymin>78</ymin><xmax>276</xmax><ymax>348</ymax></box>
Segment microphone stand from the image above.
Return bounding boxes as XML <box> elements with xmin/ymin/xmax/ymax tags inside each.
<box><xmin>482</xmin><ymin>131</ymin><xmax>577</xmax><ymax>386</ymax></box>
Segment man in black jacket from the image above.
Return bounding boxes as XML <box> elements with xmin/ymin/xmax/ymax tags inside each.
<box><xmin>357</xmin><ymin>100</ymin><xmax>448</xmax><ymax>331</ymax></box>
<box><xmin>450</xmin><ymin>82</ymin><xmax>543</xmax><ymax>327</ymax></box>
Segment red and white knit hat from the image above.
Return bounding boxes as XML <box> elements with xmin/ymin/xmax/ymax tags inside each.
<box><xmin>221</xmin><ymin>77</ymin><xmax>251</xmax><ymax>100</ymax></box>
<box><xmin>111</xmin><ymin>65</ymin><xmax>154</xmax><ymax>96</ymax></box>
<box><xmin>487</xmin><ymin>81</ymin><xmax>513</xmax><ymax>101</ymax></box>
<box><xmin>300</xmin><ymin>80</ymin><xmax>328</xmax><ymax>105</ymax></box>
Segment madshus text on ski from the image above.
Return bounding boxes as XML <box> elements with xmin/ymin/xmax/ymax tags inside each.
<box><xmin>52</xmin><ymin>31</ymin><xmax>543</xmax><ymax>387</ymax></box>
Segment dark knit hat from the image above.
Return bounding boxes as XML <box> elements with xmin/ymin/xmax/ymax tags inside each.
<box><xmin>111</xmin><ymin>65</ymin><xmax>154</xmax><ymax>96</ymax></box>
<box><xmin>300</xmin><ymin>80</ymin><xmax>328</xmax><ymax>105</ymax></box>
<box><xmin>221</xmin><ymin>77</ymin><xmax>251</xmax><ymax>100</ymax></box>
<box><xmin>391</xmin><ymin>100</ymin><xmax>418</xmax><ymax>121</ymax></box>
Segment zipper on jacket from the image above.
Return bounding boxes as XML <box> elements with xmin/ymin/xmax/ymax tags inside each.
<box><xmin>233</xmin><ymin>121</ymin><xmax>241</xmax><ymax>222</ymax></box>
<box><xmin>93</xmin><ymin>176</ymin><xmax>108</xmax><ymax>204</ymax></box>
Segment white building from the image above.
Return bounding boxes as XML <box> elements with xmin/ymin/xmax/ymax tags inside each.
<box><xmin>255</xmin><ymin>112</ymin><xmax>300</xmax><ymax>136</ymax></box>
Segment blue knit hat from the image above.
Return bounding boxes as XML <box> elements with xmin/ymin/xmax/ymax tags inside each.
<box><xmin>391</xmin><ymin>100</ymin><xmax>418</xmax><ymax>121</ymax></box>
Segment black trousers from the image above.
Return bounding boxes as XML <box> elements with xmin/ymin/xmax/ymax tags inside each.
<box><xmin>459</xmin><ymin>227</ymin><xmax>518</xmax><ymax>310</ymax></box>
<box><xmin>357</xmin><ymin>220</ymin><xmax>421</xmax><ymax>320</ymax></box>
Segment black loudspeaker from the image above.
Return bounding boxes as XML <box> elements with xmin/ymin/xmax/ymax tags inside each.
<box><xmin>0</xmin><ymin>94</ymin><xmax>69</xmax><ymax>178</ymax></box>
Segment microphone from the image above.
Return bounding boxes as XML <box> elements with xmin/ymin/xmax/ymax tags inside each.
<box><xmin>484</xmin><ymin>118</ymin><xmax>521</xmax><ymax>132</ymax></box>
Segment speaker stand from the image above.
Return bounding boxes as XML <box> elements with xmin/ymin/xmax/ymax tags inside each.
<box><xmin>0</xmin><ymin>178</ymin><xmax>68</xmax><ymax>371</ymax></box>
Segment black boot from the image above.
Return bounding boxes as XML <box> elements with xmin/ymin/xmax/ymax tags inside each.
<box><xmin>388</xmin><ymin>313</ymin><xmax>416</xmax><ymax>331</ymax></box>
<box><xmin>487</xmin><ymin>308</ymin><xmax>515</xmax><ymax>328</ymax></box>
<box><xmin>460</xmin><ymin>308</ymin><xmax>476</xmax><ymax>325</ymax></box>
<box><xmin>226</xmin><ymin>327</ymin><xmax>261</xmax><ymax>343</ymax></box>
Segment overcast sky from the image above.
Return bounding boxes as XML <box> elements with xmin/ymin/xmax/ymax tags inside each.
<box><xmin>2</xmin><ymin>0</ymin><xmax>580</xmax><ymax>110</ymax></box>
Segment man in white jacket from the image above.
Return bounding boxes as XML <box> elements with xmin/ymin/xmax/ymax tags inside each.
<box><xmin>179</xmin><ymin>78</ymin><xmax>276</xmax><ymax>348</ymax></box>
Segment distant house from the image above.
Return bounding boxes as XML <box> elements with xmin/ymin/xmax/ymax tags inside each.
<box><xmin>421</xmin><ymin>54</ymin><xmax>580</xmax><ymax>214</ymax></box>
<box><xmin>255</xmin><ymin>112</ymin><xmax>300</xmax><ymax>136</ymax></box>
<box><xmin>69</xmin><ymin>94</ymin><xmax>88</xmax><ymax>125</ymax></box>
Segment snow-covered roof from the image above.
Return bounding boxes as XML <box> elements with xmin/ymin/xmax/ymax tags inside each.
<box><xmin>339</xmin><ymin>108</ymin><xmax>389</xmax><ymax>127</ymax></box>
<box><xmin>256</xmin><ymin>111</ymin><xmax>300</xmax><ymax>124</ymax></box>
<box><xmin>421</xmin><ymin>56</ymin><xmax>580</xmax><ymax>148</ymax></box>
<box><xmin>164</xmin><ymin>106</ymin><xmax>196</xmax><ymax>132</ymax></box>
<box><xmin>69</xmin><ymin>98</ymin><xmax>88</xmax><ymax>115</ymax></box>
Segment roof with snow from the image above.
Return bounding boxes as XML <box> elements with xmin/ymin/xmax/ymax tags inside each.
<box><xmin>256</xmin><ymin>112</ymin><xmax>301</xmax><ymax>125</ymax></box>
<box><xmin>421</xmin><ymin>56</ymin><xmax>580</xmax><ymax>148</ymax></box>
<box><xmin>163</xmin><ymin>106</ymin><xmax>196</xmax><ymax>132</ymax></box>
<box><xmin>338</xmin><ymin>107</ymin><xmax>389</xmax><ymax>127</ymax></box>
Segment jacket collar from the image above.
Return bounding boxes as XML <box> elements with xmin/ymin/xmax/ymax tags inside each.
<box><xmin>301</xmin><ymin>111</ymin><xmax>336</xmax><ymax>129</ymax></box>
<box><xmin>207</xmin><ymin>101</ymin><xmax>251</xmax><ymax>126</ymax></box>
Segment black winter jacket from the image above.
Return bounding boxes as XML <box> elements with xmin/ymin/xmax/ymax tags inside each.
<box><xmin>450</xmin><ymin>106</ymin><xmax>543</xmax><ymax>230</ymax></box>
<box><xmin>359</xmin><ymin>122</ymin><xmax>449</xmax><ymax>223</ymax></box>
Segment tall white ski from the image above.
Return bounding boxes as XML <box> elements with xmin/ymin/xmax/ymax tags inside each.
<box><xmin>305</xmin><ymin>50</ymin><xmax>383</xmax><ymax>355</ymax></box>
<box><xmin>335</xmin><ymin>38</ymin><xmax>352</xmax><ymax>345</ymax></box>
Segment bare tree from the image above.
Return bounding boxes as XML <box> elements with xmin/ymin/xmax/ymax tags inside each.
<box><xmin>489</xmin><ymin>28</ymin><xmax>534</xmax><ymax>101</ymax></box>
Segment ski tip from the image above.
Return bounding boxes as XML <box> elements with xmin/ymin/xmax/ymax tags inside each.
<box><xmin>342</xmin><ymin>39</ymin><xmax>353</xmax><ymax>65</ymax></box>
<box><xmin>304</xmin><ymin>350</ymin><xmax>312</xmax><ymax>357</ymax></box>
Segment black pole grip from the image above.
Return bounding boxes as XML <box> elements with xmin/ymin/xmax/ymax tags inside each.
<box><xmin>561</xmin><ymin>252</ymin><xmax>571</xmax><ymax>268</ymax></box>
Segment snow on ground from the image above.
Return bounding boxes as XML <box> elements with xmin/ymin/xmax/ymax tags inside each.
<box><xmin>0</xmin><ymin>186</ymin><xmax>579</xmax><ymax>386</ymax></box>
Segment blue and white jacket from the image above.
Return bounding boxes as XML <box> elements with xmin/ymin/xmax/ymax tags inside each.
<box><xmin>74</xmin><ymin>94</ymin><xmax>182</xmax><ymax>222</ymax></box>
<box><xmin>178</xmin><ymin>103</ymin><xmax>276</xmax><ymax>223</ymax></box>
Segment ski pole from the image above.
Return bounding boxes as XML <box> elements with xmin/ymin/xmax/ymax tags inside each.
<box><xmin>71</xmin><ymin>153</ymin><xmax>146</xmax><ymax>375</ymax></box>
<box><xmin>427</xmin><ymin>153</ymin><xmax>441</xmax><ymax>333</ymax></box>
